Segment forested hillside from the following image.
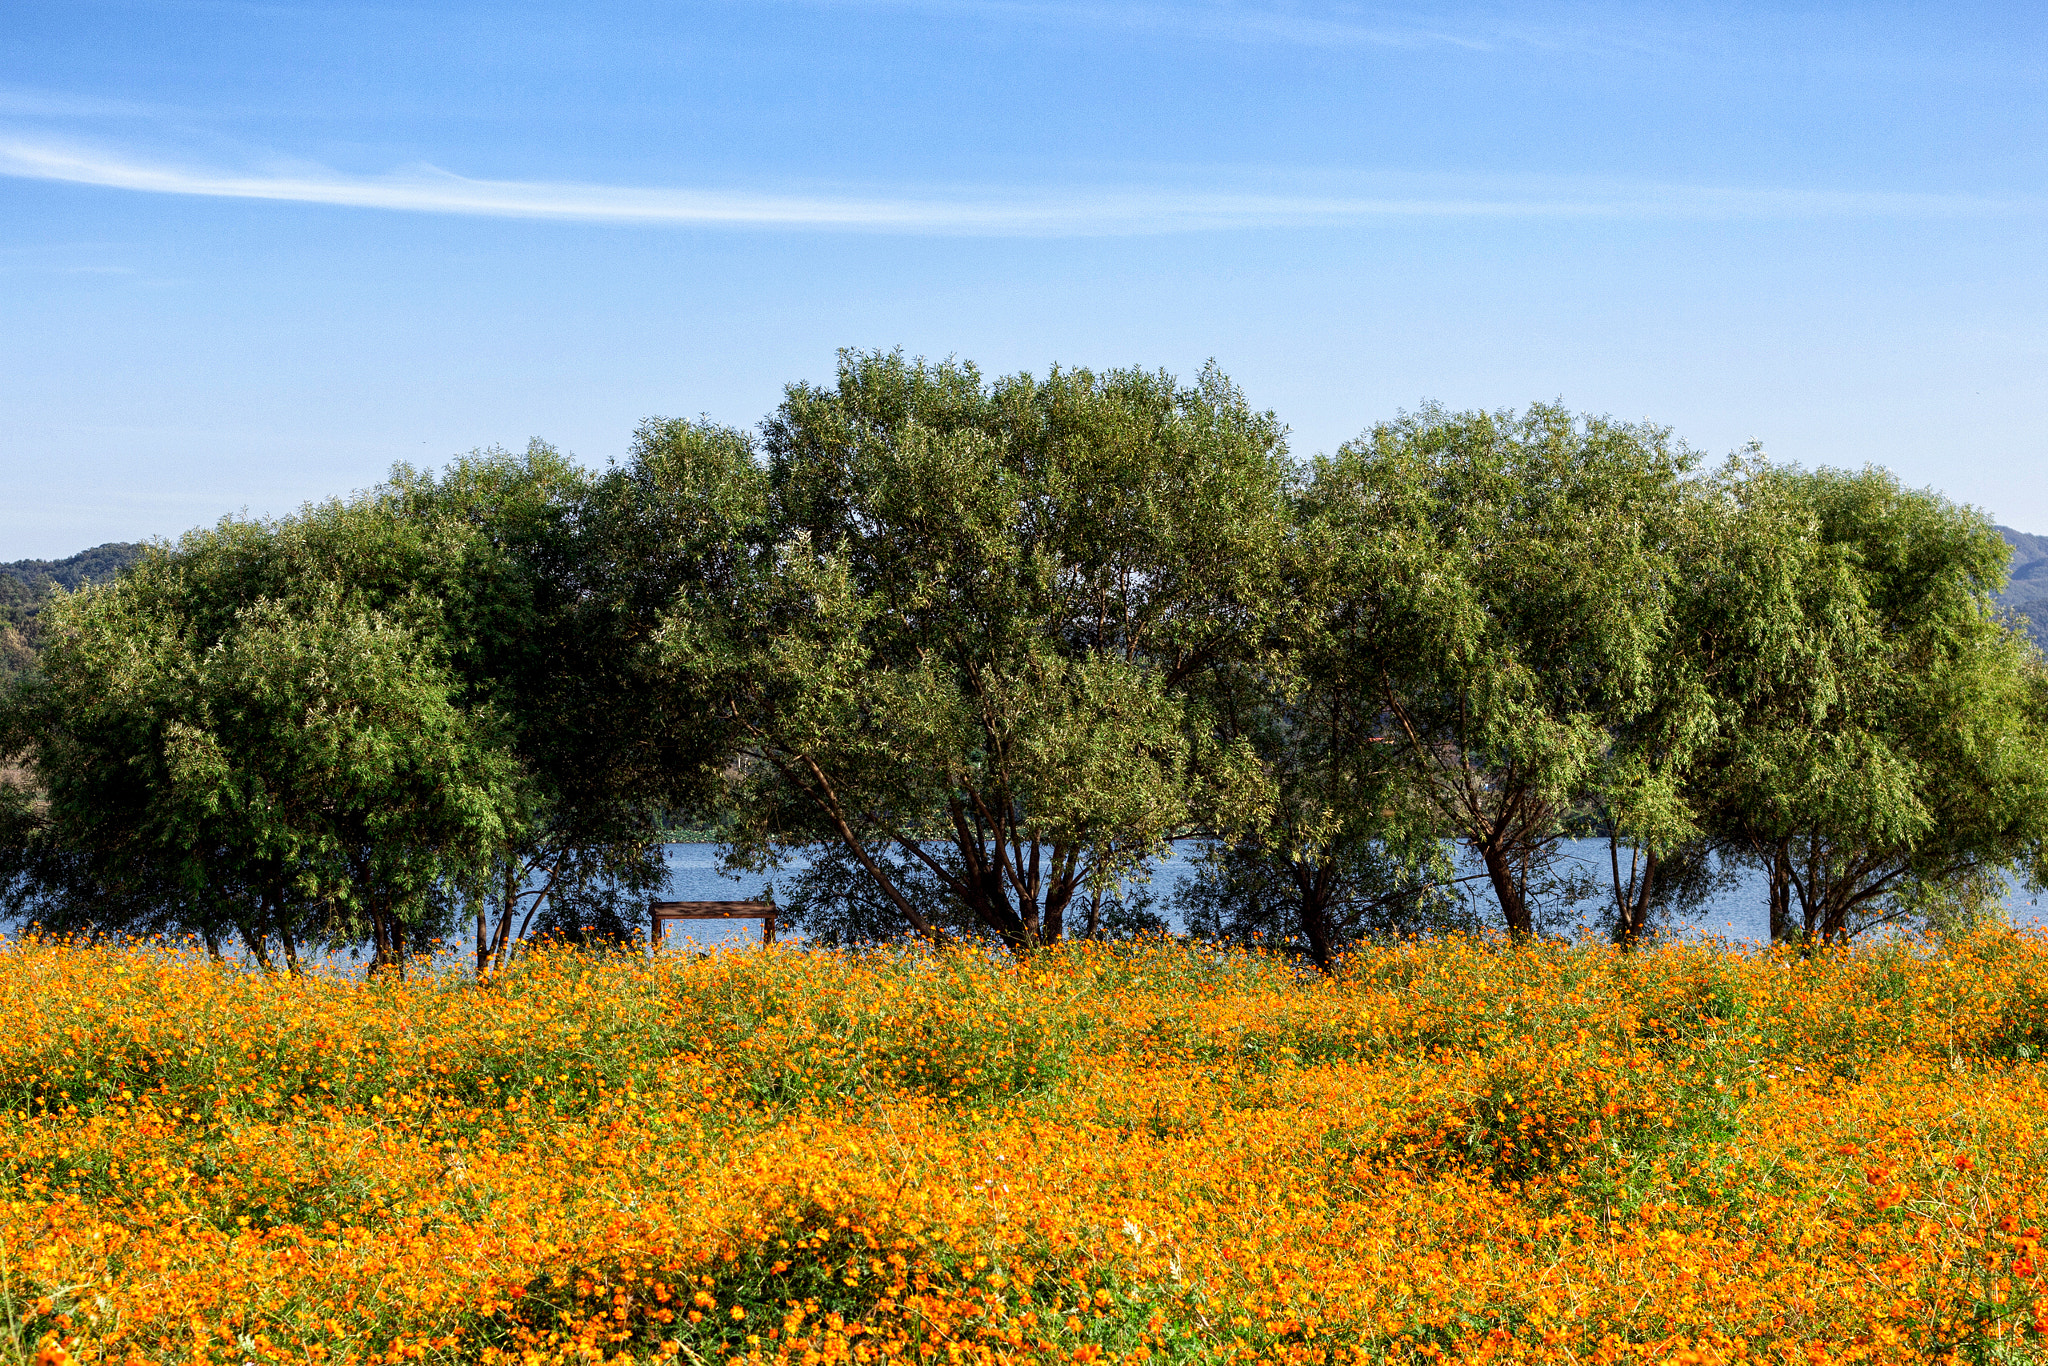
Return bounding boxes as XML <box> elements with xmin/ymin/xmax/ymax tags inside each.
<box><xmin>1998</xmin><ymin>524</ymin><xmax>2048</xmax><ymax>649</ymax></box>
<box><xmin>0</xmin><ymin>542</ymin><xmax>145</xmax><ymax>681</ymax></box>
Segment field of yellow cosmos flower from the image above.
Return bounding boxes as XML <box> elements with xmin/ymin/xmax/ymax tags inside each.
<box><xmin>5</xmin><ymin>930</ymin><xmax>2046</xmax><ymax>1364</ymax></box>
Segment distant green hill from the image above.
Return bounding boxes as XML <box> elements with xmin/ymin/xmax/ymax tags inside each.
<box><xmin>1997</xmin><ymin>526</ymin><xmax>2048</xmax><ymax>653</ymax></box>
<box><xmin>1</xmin><ymin>542</ymin><xmax>148</xmax><ymax>682</ymax></box>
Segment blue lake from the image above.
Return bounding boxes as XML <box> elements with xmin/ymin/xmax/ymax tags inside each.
<box><xmin>651</xmin><ymin>841</ymin><xmax>1205</xmax><ymax>948</ymax></box>
<box><xmin>654</xmin><ymin>840</ymin><xmax>2048</xmax><ymax>948</ymax></box>
<box><xmin>14</xmin><ymin>840</ymin><xmax>2037</xmax><ymax>967</ymax></box>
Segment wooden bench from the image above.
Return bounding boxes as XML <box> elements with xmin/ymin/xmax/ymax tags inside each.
<box><xmin>650</xmin><ymin>899</ymin><xmax>778</xmax><ymax>948</ymax></box>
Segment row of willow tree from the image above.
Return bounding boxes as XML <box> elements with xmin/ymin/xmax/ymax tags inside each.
<box><xmin>3</xmin><ymin>351</ymin><xmax>2046</xmax><ymax>972</ymax></box>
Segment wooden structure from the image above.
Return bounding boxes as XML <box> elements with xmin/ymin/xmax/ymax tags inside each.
<box><xmin>650</xmin><ymin>899</ymin><xmax>777</xmax><ymax>949</ymax></box>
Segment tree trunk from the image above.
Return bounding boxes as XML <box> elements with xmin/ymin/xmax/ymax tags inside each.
<box><xmin>1480</xmin><ymin>842</ymin><xmax>1534</xmax><ymax>939</ymax></box>
<box><xmin>1817</xmin><ymin>880</ymin><xmax>1855</xmax><ymax>944</ymax></box>
<box><xmin>236</xmin><ymin>922</ymin><xmax>275</xmax><ymax>972</ymax></box>
<box><xmin>1039</xmin><ymin>849</ymin><xmax>1078</xmax><ymax>944</ymax></box>
<box><xmin>969</xmin><ymin>859</ymin><xmax>1031</xmax><ymax>951</ymax></box>
<box><xmin>1291</xmin><ymin>859</ymin><xmax>1337</xmax><ymax>972</ymax></box>
<box><xmin>1300</xmin><ymin>890</ymin><xmax>1336</xmax><ymax>972</ymax></box>
<box><xmin>1790</xmin><ymin>834</ymin><xmax>1829</xmax><ymax>944</ymax></box>
<box><xmin>1609</xmin><ymin>836</ymin><xmax>1656</xmax><ymax>949</ymax></box>
<box><xmin>476</xmin><ymin>879</ymin><xmax>491</xmax><ymax>977</ymax></box>
<box><xmin>264</xmin><ymin>882</ymin><xmax>304</xmax><ymax>975</ymax></box>
<box><xmin>485</xmin><ymin>858</ymin><xmax>521</xmax><ymax>976</ymax></box>
<box><xmin>1766</xmin><ymin>840</ymin><xmax>1794</xmax><ymax>945</ymax></box>
<box><xmin>368</xmin><ymin>904</ymin><xmax>406</xmax><ymax>979</ymax></box>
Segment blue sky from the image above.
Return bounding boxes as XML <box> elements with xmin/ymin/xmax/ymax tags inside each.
<box><xmin>3</xmin><ymin>1</ymin><xmax>2045</xmax><ymax>559</ymax></box>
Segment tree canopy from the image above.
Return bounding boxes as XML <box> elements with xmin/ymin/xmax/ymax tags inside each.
<box><xmin>4</xmin><ymin>359</ymin><xmax>2043</xmax><ymax>968</ymax></box>
<box><xmin>1298</xmin><ymin>403</ymin><xmax>1701</xmax><ymax>939</ymax></box>
<box><xmin>1</xmin><ymin>447</ymin><xmax>682</xmax><ymax>970</ymax></box>
<box><xmin>679</xmin><ymin>351</ymin><xmax>1290</xmax><ymax>951</ymax></box>
<box><xmin>1698</xmin><ymin>462</ymin><xmax>2048</xmax><ymax>941</ymax></box>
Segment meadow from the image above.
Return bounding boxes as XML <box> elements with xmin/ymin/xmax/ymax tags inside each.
<box><xmin>5</xmin><ymin>931</ymin><xmax>2048</xmax><ymax>1366</ymax></box>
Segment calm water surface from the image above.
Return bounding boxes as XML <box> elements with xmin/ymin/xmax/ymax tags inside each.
<box><xmin>16</xmin><ymin>841</ymin><xmax>2034</xmax><ymax>967</ymax></box>
<box><xmin>657</xmin><ymin>840</ymin><xmax>2048</xmax><ymax>948</ymax></box>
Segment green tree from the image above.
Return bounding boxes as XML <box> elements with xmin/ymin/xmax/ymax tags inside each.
<box><xmin>1169</xmin><ymin>511</ymin><xmax>1473</xmax><ymax>968</ymax></box>
<box><xmin>1307</xmin><ymin>403</ymin><xmax>1697</xmax><ymax>938</ymax></box>
<box><xmin>379</xmin><ymin>442</ymin><xmax>717</xmax><ymax>972</ymax></box>
<box><xmin>677</xmin><ymin>350</ymin><xmax>1289</xmax><ymax>951</ymax></box>
<box><xmin>1698</xmin><ymin>461</ymin><xmax>2048</xmax><ymax>942</ymax></box>
<box><xmin>7</xmin><ymin>565</ymin><xmax>518</xmax><ymax>969</ymax></box>
<box><xmin>0</xmin><ymin>447</ymin><xmax>693</xmax><ymax>970</ymax></box>
<box><xmin>1564</xmin><ymin>475</ymin><xmax>1743</xmax><ymax>947</ymax></box>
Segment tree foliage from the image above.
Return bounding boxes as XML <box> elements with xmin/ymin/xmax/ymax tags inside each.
<box><xmin>5</xmin><ymin>363</ymin><xmax>2044</xmax><ymax>968</ymax></box>
<box><xmin>1302</xmin><ymin>403</ymin><xmax>1698</xmax><ymax>939</ymax></box>
<box><xmin>0</xmin><ymin>447</ymin><xmax>681</xmax><ymax>970</ymax></box>
<box><xmin>676</xmin><ymin>350</ymin><xmax>1290</xmax><ymax>951</ymax></box>
<box><xmin>1698</xmin><ymin>461</ymin><xmax>2048</xmax><ymax>942</ymax></box>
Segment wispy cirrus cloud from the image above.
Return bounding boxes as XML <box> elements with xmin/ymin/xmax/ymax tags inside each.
<box><xmin>0</xmin><ymin>133</ymin><xmax>2036</xmax><ymax>236</ymax></box>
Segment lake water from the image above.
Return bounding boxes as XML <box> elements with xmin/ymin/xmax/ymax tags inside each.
<box><xmin>655</xmin><ymin>839</ymin><xmax>2048</xmax><ymax>948</ymax></box>
<box><xmin>651</xmin><ymin>842</ymin><xmax>1209</xmax><ymax>948</ymax></box>
<box><xmin>14</xmin><ymin>840</ymin><xmax>2037</xmax><ymax>967</ymax></box>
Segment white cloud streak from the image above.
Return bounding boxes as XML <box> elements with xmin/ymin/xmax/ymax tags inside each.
<box><xmin>0</xmin><ymin>134</ymin><xmax>2034</xmax><ymax>236</ymax></box>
